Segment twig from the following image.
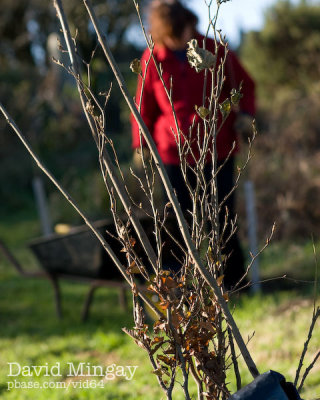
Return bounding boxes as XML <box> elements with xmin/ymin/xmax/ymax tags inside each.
<box><xmin>0</xmin><ymin>101</ymin><xmax>163</xmax><ymax>320</ymax></box>
<box><xmin>294</xmin><ymin>306</ymin><xmax>320</xmax><ymax>387</ymax></box>
<box><xmin>53</xmin><ymin>0</ymin><xmax>159</xmax><ymax>275</ymax></box>
<box><xmin>227</xmin><ymin>326</ymin><xmax>241</xmax><ymax>391</ymax></box>
<box><xmin>83</xmin><ymin>0</ymin><xmax>259</xmax><ymax>378</ymax></box>
<box><xmin>167</xmin><ymin>306</ymin><xmax>191</xmax><ymax>400</ymax></box>
<box><xmin>190</xmin><ymin>360</ymin><xmax>204</xmax><ymax>400</ymax></box>
<box><xmin>233</xmin><ymin>222</ymin><xmax>275</xmax><ymax>291</ymax></box>
<box><xmin>298</xmin><ymin>350</ymin><xmax>320</xmax><ymax>393</ymax></box>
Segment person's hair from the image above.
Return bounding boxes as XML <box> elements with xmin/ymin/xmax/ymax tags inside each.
<box><xmin>148</xmin><ymin>0</ymin><xmax>198</xmax><ymax>45</ymax></box>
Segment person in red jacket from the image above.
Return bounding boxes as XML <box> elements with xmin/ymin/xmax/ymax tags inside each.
<box><xmin>131</xmin><ymin>0</ymin><xmax>256</xmax><ymax>291</ymax></box>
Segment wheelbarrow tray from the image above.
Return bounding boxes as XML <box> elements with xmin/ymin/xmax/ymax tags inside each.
<box><xmin>28</xmin><ymin>219</ymin><xmax>120</xmax><ymax>279</ymax></box>
<box><xmin>1</xmin><ymin>219</ymin><xmax>130</xmax><ymax>320</ymax></box>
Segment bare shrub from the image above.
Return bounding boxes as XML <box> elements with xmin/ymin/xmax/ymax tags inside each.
<box><xmin>1</xmin><ymin>0</ymin><xmax>318</xmax><ymax>399</ymax></box>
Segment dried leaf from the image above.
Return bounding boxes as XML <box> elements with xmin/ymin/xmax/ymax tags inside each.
<box><xmin>196</xmin><ymin>105</ymin><xmax>210</xmax><ymax>119</ymax></box>
<box><xmin>159</xmin><ymin>301</ymin><xmax>170</xmax><ymax>311</ymax></box>
<box><xmin>161</xmin><ymin>276</ymin><xmax>177</xmax><ymax>289</ymax></box>
<box><xmin>163</xmin><ymin>346</ymin><xmax>176</xmax><ymax>355</ymax></box>
<box><xmin>157</xmin><ymin>355</ymin><xmax>175</xmax><ymax>366</ymax></box>
<box><xmin>150</xmin><ymin>342</ymin><xmax>165</xmax><ymax>356</ymax></box>
<box><xmin>151</xmin><ymin>336</ymin><xmax>164</xmax><ymax>346</ymax></box>
<box><xmin>216</xmin><ymin>274</ymin><xmax>224</xmax><ymax>286</ymax></box>
<box><xmin>127</xmin><ymin>261</ymin><xmax>141</xmax><ymax>274</ymax></box>
<box><xmin>208</xmin><ymin>246</ymin><xmax>215</xmax><ymax>263</ymax></box>
<box><xmin>170</xmin><ymin>311</ymin><xmax>183</xmax><ymax>330</ymax></box>
<box><xmin>187</xmin><ymin>39</ymin><xmax>216</xmax><ymax>72</ymax></box>
<box><xmin>152</xmin><ymin>368</ymin><xmax>163</xmax><ymax>377</ymax></box>
<box><xmin>189</xmin><ymin>293</ymin><xmax>197</xmax><ymax>302</ymax></box>
<box><xmin>132</xmin><ymin>282</ymin><xmax>138</xmax><ymax>296</ymax></box>
<box><xmin>154</xmin><ymin>320</ymin><xmax>167</xmax><ymax>331</ymax></box>
<box><xmin>230</xmin><ymin>87</ymin><xmax>243</xmax><ymax>105</ymax></box>
<box><xmin>200</xmin><ymin>321</ymin><xmax>216</xmax><ymax>334</ymax></box>
<box><xmin>130</xmin><ymin>58</ymin><xmax>142</xmax><ymax>74</ymax></box>
<box><xmin>219</xmin><ymin>99</ymin><xmax>231</xmax><ymax>118</ymax></box>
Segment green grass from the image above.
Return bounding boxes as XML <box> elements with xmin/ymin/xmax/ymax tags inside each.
<box><xmin>0</xmin><ymin>273</ymin><xmax>160</xmax><ymax>399</ymax></box>
<box><xmin>233</xmin><ymin>293</ymin><xmax>320</xmax><ymax>395</ymax></box>
<box><xmin>259</xmin><ymin>239</ymin><xmax>320</xmax><ymax>281</ymax></box>
<box><xmin>0</xmin><ymin>214</ymin><xmax>319</xmax><ymax>399</ymax></box>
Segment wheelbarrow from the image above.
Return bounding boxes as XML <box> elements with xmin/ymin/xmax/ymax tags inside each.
<box><xmin>0</xmin><ymin>218</ymin><xmax>129</xmax><ymax>321</ymax></box>
<box><xmin>228</xmin><ymin>370</ymin><xmax>302</xmax><ymax>400</ymax></box>
<box><xmin>1</xmin><ymin>213</ymin><xmax>181</xmax><ymax>321</ymax></box>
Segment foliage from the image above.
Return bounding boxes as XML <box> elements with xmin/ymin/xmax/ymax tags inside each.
<box><xmin>0</xmin><ymin>0</ymin><xmax>147</xmax><ymax>67</ymax></box>
<box><xmin>0</xmin><ymin>0</ymin><xmax>143</xmax><ymax>222</ymax></box>
<box><xmin>239</xmin><ymin>0</ymin><xmax>320</xmax><ymax>239</ymax></box>
<box><xmin>0</xmin><ymin>235</ymin><xmax>319</xmax><ymax>399</ymax></box>
<box><xmin>240</xmin><ymin>0</ymin><xmax>320</xmax><ymax>102</ymax></box>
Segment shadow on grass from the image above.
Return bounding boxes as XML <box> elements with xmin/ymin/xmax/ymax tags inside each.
<box><xmin>260</xmin><ymin>278</ymin><xmax>315</xmax><ymax>294</ymax></box>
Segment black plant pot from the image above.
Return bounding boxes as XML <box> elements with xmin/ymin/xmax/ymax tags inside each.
<box><xmin>228</xmin><ymin>370</ymin><xmax>302</xmax><ymax>400</ymax></box>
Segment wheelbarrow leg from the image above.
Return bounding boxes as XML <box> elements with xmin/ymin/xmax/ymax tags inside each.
<box><xmin>82</xmin><ymin>284</ymin><xmax>98</xmax><ymax>322</ymax></box>
<box><xmin>49</xmin><ymin>275</ymin><xmax>62</xmax><ymax>319</ymax></box>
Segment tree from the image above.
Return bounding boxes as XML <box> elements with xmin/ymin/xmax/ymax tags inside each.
<box><xmin>0</xmin><ymin>0</ymin><xmax>147</xmax><ymax>68</ymax></box>
<box><xmin>240</xmin><ymin>0</ymin><xmax>320</xmax><ymax>102</ymax></box>
<box><xmin>239</xmin><ymin>0</ymin><xmax>320</xmax><ymax>238</ymax></box>
<box><xmin>0</xmin><ymin>0</ymin><xmax>146</xmax><ymax>220</ymax></box>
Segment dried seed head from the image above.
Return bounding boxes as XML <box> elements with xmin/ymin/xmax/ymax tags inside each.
<box><xmin>130</xmin><ymin>58</ymin><xmax>142</xmax><ymax>74</ymax></box>
<box><xmin>187</xmin><ymin>39</ymin><xmax>216</xmax><ymax>72</ymax></box>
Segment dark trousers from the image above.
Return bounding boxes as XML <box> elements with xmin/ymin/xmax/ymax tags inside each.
<box><xmin>164</xmin><ymin>158</ymin><xmax>246</xmax><ymax>290</ymax></box>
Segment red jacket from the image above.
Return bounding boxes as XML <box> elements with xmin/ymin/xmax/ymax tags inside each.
<box><xmin>132</xmin><ymin>33</ymin><xmax>255</xmax><ymax>165</ymax></box>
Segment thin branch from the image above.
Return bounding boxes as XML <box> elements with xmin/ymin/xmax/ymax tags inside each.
<box><xmin>167</xmin><ymin>306</ymin><xmax>191</xmax><ymax>400</ymax></box>
<box><xmin>83</xmin><ymin>0</ymin><xmax>259</xmax><ymax>378</ymax></box>
<box><xmin>53</xmin><ymin>0</ymin><xmax>159</xmax><ymax>274</ymax></box>
<box><xmin>227</xmin><ymin>326</ymin><xmax>241</xmax><ymax>391</ymax></box>
<box><xmin>0</xmin><ymin>102</ymin><xmax>163</xmax><ymax>320</ymax></box>
<box><xmin>298</xmin><ymin>350</ymin><xmax>320</xmax><ymax>393</ymax></box>
<box><xmin>294</xmin><ymin>306</ymin><xmax>320</xmax><ymax>388</ymax></box>
<box><xmin>190</xmin><ymin>360</ymin><xmax>204</xmax><ymax>400</ymax></box>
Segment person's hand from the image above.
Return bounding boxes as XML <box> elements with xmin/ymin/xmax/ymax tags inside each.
<box><xmin>234</xmin><ymin>113</ymin><xmax>254</xmax><ymax>142</ymax></box>
<box><xmin>132</xmin><ymin>147</ymin><xmax>151</xmax><ymax>170</ymax></box>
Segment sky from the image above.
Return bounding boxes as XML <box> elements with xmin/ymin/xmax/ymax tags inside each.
<box><xmin>187</xmin><ymin>0</ymin><xmax>300</xmax><ymax>47</ymax></box>
<box><xmin>127</xmin><ymin>0</ymin><xmax>301</xmax><ymax>49</ymax></box>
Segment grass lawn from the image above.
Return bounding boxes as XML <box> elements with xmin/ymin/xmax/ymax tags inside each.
<box><xmin>0</xmin><ymin>214</ymin><xmax>319</xmax><ymax>399</ymax></box>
